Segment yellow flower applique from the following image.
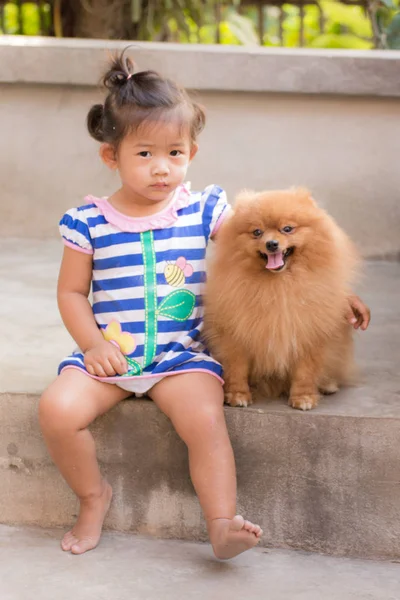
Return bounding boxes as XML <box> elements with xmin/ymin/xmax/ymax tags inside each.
<box><xmin>102</xmin><ymin>321</ymin><xmax>136</xmax><ymax>355</ymax></box>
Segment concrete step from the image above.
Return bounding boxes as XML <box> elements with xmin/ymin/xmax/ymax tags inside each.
<box><xmin>1</xmin><ymin>524</ymin><xmax>400</xmax><ymax>600</ymax></box>
<box><xmin>1</xmin><ymin>239</ymin><xmax>400</xmax><ymax>560</ymax></box>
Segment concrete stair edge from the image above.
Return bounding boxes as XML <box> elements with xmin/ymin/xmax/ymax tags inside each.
<box><xmin>2</xmin><ymin>391</ymin><xmax>400</xmax><ymax>561</ymax></box>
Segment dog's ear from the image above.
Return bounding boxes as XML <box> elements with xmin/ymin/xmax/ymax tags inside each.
<box><xmin>233</xmin><ymin>189</ymin><xmax>257</xmax><ymax>211</ymax></box>
<box><xmin>291</xmin><ymin>187</ymin><xmax>317</xmax><ymax>207</ymax></box>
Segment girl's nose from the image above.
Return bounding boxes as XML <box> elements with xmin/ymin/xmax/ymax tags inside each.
<box><xmin>152</xmin><ymin>161</ymin><xmax>169</xmax><ymax>176</ymax></box>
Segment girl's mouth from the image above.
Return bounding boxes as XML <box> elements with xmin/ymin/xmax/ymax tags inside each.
<box><xmin>151</xmin><ymin>182</ymin><xmax>168</xmax><ymax>188</ymax></box>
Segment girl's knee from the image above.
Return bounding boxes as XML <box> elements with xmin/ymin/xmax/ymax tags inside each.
<box><xmin>39</xmin><ymin>384</ymin><xmax>82</xmax><ymax>435</ymax></box>
<box><xmin>178</xmin><ymin>401</ymin><xmax>226</xmax><ymax>444</ymax></box>
<box><xmin>197</xmin><ymin>402</ymin><xmax>224</xmax><ymax>426</ymax></box>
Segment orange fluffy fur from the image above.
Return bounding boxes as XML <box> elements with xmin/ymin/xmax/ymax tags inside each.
<box><xmin>204</xmin><ymin>188</ymin><xmax>359</xmax><ymax>410</ymax></box>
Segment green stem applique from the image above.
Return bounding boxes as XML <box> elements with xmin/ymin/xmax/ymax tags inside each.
<box><xmin>141</xmin><ymin>230</ymin><xmax>158</xmax><ymax>367</ymax></box>
<box><xmin>124</xmin><ymin>356</ymin><xmax>142</xmax><ymax>375</ymax></box>
<box><xmin>123</xmin><ymin>231</ymin><xmax>196</xmax><ymax>376</ymax></box>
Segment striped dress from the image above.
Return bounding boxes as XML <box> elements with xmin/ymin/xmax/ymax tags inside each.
<box><xmin>58</xmin><ymin>183</ymin><xmax>228</xmax><ymax>394</ymax></box>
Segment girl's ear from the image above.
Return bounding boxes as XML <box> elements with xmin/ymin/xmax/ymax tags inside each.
<box><xmin>189</xmin><ymin>143</ymin><xmax>198</xmax><ymax>162</ymax></box>
<box><xmin>100</xmin><ymin>143</ymin><xmax>118</xmax><ymax>170</ymax></box>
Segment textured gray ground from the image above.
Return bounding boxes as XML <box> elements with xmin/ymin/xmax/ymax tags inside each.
<box><xmin>1</xmin><ymin>524</ymin><xmax>400</xmax><ymax>600</ymax></box>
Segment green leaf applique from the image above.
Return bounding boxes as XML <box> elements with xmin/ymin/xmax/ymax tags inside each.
<box><xmin>157</xmin><ymin>289</ymin><xmax>196</xmax><ymax>322</ymax></box>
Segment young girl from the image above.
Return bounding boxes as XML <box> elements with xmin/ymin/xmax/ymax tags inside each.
<box><xmin>39</xmin><ymin>50</ymin><xmax>370</xmax><ymax>560</ymax></box>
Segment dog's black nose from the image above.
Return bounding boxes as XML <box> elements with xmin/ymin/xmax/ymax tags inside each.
<box><xmin>266</xmin><ymin>240</ymin><xmax>279</xmax><ymax>252</ymax></box>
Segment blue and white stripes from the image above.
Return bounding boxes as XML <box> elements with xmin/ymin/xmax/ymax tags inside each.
<box><xmin>58</xmin><ymin>184</ymin><xmax>228</xmax><ymax>393</ymax></box>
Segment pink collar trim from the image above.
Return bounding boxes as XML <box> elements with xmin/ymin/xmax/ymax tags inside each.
<box><xmin>85</xmin><ymin>183</ymin><xmax>191</xmax><ymax>233</ymax></box>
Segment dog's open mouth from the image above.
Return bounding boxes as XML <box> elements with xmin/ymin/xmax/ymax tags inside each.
<box><xmin>259</xmin><ymin>247</ymin><xmax>294</xmax><ymax>271</ymax></box>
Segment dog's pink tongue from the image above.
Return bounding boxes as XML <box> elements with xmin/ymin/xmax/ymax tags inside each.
<box><xmin>266</xmin><ymin>252</ymin><xmax>284</xmax><ymax>270</ymax></box>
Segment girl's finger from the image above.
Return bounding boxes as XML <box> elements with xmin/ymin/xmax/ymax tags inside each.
<box><xmin>361</xmin><ymin>309</ymin><xmax>371</xmax><ymax>330</ymax></box>
<box><xmin>101</xmin><ymin>359</ymin><xmax>116</xmax><ymax>377</ymax></box>
<box><xmin>93</xmin><ymin>363</ymin><xmax>107</xmax><ymax>378</ymax></box>
<box><xmin>118</xmin><ymin>354</ymin><xmax>128</xmax><ymax>375</ymax></box>
<box><xmin>110</xmin><ymin>353</ymin><xmax>127</xmax><ymax>375</ymax></box>
<box><xmin>345</xmin><ymin>306</ymin><xmax>357</xmax><ymax>326</ymax></box>
<box><xmin>351</xmin><ymin>297</ymin><xmax>371</xmax><ymax>330</ymax></box>
<box><xmin>86</xmin><ymin>363</ymin><xmax>95</xmax><ymax>376</ymax></box>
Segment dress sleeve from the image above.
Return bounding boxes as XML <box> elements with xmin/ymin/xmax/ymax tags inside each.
<box><xmin>201</xmin><ymin>185</ymin><xmax>231</xmax><ymax>244</ymax></box>
<box><xmin>59</xmin><ymin>207</ymin><xmax>93</xmax><ymax>254</ymax></box>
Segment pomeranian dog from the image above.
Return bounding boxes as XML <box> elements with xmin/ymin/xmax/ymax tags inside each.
<box><xmin>204</xmin><ymin>188</ymin><xmax>359</xmax><ymax>411</ymax></box>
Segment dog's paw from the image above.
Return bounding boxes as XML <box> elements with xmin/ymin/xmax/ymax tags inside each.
<box><xmin>289</xmin><ymin>394</ymin><xmax>319</xmax><ymax>411</ymax></box>
<box><xmin>319</xmin><ymin>380</ymin><xmax>339</xmax><ymax>395</ymax></box>
<box><xmin>225</xmin><ymin>391</ymin><xmax>253</xmax><ymax>407</ymax></box>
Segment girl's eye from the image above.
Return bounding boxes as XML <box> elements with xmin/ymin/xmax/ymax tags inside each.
<box><xmin>170</xmin><ymin>150</ymin><xmax>182</xmax><ymax>157</ymax></box>
<box><xmin>281</xmin><ymin>226</ymin><xmax>294</xmax><ymax>234</ymax></box>
<box><xmin>138</xmin><ymin>151</ymin><xmax>151</xmax><ymax>157</ymax></box>
<box><xmin>252</xmin><ymin>229</ymin><xmax>263</xmax><ymax>238</ymax></box>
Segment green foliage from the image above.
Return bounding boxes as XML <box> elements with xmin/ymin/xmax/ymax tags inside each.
<box><xmin>162</xmin><ymin>5</ymin><xmax>259</xmax><ymax>44</ymax></box>
<box><xmin>309</xmin><ymin>33</ymin><xmax>372</xmax><ymax>49</ymax></box>
<box><xmin>0</xmin><ymin>0</ymin><xmax>399</xmax><ymax>50</ymax></box>
<box><xmin>1</xmin><ymin>3</ymin><xmax>18</xmax><ymax>34</ymax></box>
<box><xmin>372</xmin><ymin>0</ymin><xmax>400</xmax><ymax>48</ymax></box>
<box><xmin>321</xmin><ymin>0</ymin><xmax>372</xmax><ymax>37</ymax></box>
<box><xmin>310</xmin><ymin>0</ymin><xmax>373</xmax><ymax>49</ymax></box>
<box><xmin>386</xmin><ymin>12</ymin><xmax>400</xmax><ymax>47</ymax></box>
<box><xmin>1</xmin><ymin>1</ymin><xmax>51</xmax><ymax>35</ymax></box>
<box><xmin>260</xmin><ymin>1</ymin><xmax>373</xmax><ymax>49</ymax></box>
<box><xmin>224</xmin><ymin>10</ymin><xmax>259</xmax><ymax>44</ymax></box>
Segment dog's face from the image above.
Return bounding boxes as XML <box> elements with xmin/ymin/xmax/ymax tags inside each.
<box><xmin>232</xmin><ymin>188</ymin><xmax>323</xmax><ymax>273</ymax></box>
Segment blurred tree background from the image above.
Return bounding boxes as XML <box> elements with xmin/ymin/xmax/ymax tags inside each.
<box><xmin>0</xmin><ymin>0</ymin><xmax>399</xmax><ymax>49</ymax></box>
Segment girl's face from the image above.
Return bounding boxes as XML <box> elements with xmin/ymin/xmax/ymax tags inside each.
<box><xmin>102</xmin><ymin>120</ymin><xmax>197</xmax><ymax>206</ymax></box>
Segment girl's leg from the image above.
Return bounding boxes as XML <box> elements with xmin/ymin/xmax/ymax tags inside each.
<box><xmin>148</xmin><ymin>372</ymin><xmax>262</xmax><ymax>559</ymax></box>
<box><xmin>39</xmin><ymin>369</ymin><xmax>131</xmax><ymax>555</ymax></box>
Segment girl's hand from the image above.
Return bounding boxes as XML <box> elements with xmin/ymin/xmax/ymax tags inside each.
<box><xmin>346</xmin><ymin>295</ymin><xmax>371</xmax><ymax>331</ymax></box>
<box><xmin>84</xmin><ymin>340</ymin><xmax>128</xmax><ymax>377</ymax></box>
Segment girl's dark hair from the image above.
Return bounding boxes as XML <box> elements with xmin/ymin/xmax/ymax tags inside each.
<box><xmin>87</xmin><ymin>49</ymin><xmax>205</xmax><ymax>146</ymax></box>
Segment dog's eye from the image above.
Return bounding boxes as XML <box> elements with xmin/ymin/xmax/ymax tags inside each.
<box><xmin>252</xmin><ymin>229</ymin><xmax>263</xmax><ymax>238</ymax></box>
<box><xmin>281</xmin><ymin>226</ymin><xmax>294</xmax><ymax>234</ymax></box>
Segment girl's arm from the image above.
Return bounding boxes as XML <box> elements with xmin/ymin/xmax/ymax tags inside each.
<box><xmin>57</xmin><ymin>247</ymin><xmax>127</xmax><ymax>376</ymax></box>
<box><xmin>58</xmin><ymin>246</ymin><xmax>103</xmax><ymax>351</ymax></box>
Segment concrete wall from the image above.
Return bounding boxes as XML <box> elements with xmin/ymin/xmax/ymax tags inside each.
<box><xmin>1</xmin><ymin>37</ymin><xmax>400</xmax><ymax>257</ymax></box>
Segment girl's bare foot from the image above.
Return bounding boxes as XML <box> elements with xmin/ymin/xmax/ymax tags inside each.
<box><xmin>61</xmin><ymin>481</ymin><xmax>112</xmax><ymax>555</ymax></box>
<box><xmin>209</xmin><ymin>515</ymin><xmax>263</xmax><ymax>560</ymax></box>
